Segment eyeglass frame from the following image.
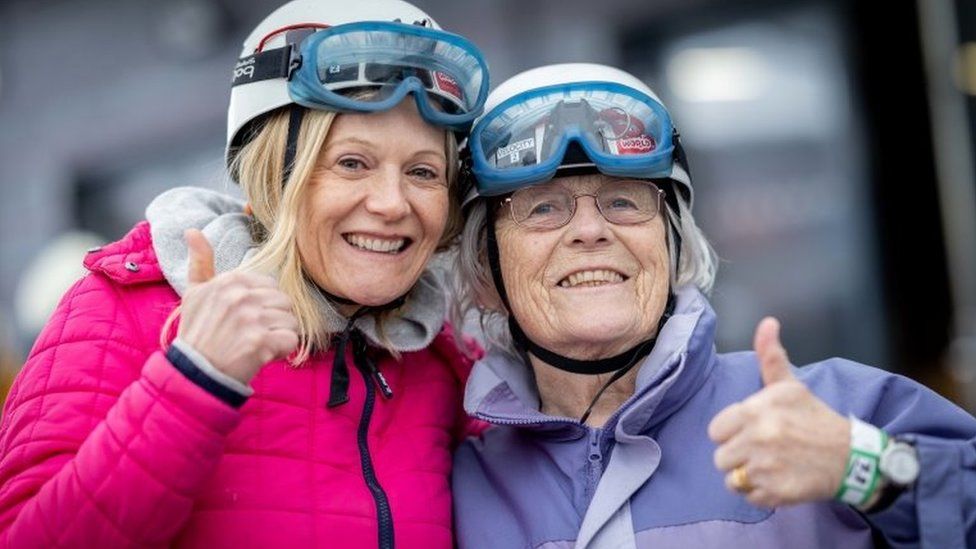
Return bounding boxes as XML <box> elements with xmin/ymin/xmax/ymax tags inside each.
<box><xmin>498</xmin><ymin>179</ymin><xmax>665</xmax><ymax>231</ymax></box>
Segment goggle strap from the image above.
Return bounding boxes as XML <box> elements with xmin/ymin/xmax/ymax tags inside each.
<box><xmin>232</xmin><ymin>46</ymin><xmax>298</xmax><ymax>87</ymax></box>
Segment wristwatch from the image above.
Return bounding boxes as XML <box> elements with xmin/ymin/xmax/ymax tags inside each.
<box><xmin>863</xmin><ymin>436</ymin><xmax>919</xmax><ymax>513</ymax></box>
<box><xmin>880</xmin><ymin>436</ymin><xmax>920</xmax><ymax>487</ymax></box>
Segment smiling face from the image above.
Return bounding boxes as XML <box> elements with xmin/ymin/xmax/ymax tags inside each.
<box><xmin>296</xmin><ymin>100</ymin><xmax>450</xmax><ymax>307</ymax></box>
<box><xmin>495</xmin><ymin>173</ymin><xmax>671</xmax><ymax>360</ymax></box>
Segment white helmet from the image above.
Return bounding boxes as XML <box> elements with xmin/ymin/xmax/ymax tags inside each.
<box><xmin>465</xmin><ymin>63</ymin><xmax>692</xmax><ymax>206</ymax></box>
<box><xmin>226</xmin><ymin>0</ymin><xmax>442</xmax><ymax>164</ymax></box>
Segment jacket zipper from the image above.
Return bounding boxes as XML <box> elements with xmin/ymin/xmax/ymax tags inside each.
<box><xmin>356</xmin><ymin>359</ymin><xmax>395</xmax><ymax>549</ymax></box>
<box><xmin>475</xmin><ymin>413</ymin><xmax>582</xmax><ymax>428</ymax></box>
<box><xmin>585</xmin><ymin>429</ymin><xmax>603</xmax><ymax>504</ymax></box>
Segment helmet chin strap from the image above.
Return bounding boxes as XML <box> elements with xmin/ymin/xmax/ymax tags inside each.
<box><xmin>485</xmin><ymin>217</ymin><xmax>675</xmax><ymax>424</ymax></box>
<box><xmin>318</xmin><ymin>285</ymin><xmax>359</xmax><ymax>306</ymax></box>
<box><xmin>282</xmin><ymin>105</ymin><xmax>305</xmax><ymax>187</ymax></box>
<box><xmin>315</xmin><ymin>282</ymin><xmax>407</xmax><ymax>311</ymax></box>
<box><xmin>485</xmin><ymin>214</ymin><xmax>675</xmax><ymax>377</ymax></box>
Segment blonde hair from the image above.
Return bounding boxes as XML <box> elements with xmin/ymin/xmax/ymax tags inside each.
<box><xmin>163</xmin><ymin>102</ymin><xmax>460</xmax><ymax>364</ymax></box>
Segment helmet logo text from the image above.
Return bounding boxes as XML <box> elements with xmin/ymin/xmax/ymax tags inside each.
<box><xmin>233</xmin><ymin>57</ymin><xmax>257</xmax><ymax>82</ymax></box>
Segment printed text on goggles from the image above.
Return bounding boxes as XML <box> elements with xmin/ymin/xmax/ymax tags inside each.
<box><xmin>232</xmin><ymin>21</ymin><xmax>489</xmax><ymax>129</ymax></box>
<box><xmin>470</xmin><ymin>82</ymin><xmax>677</xmax><ymax>195</ymax></box>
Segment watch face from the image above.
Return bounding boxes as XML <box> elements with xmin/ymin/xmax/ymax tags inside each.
<box><xmin>882</xmin><ymin>443</ymin><xmax>920</xmax><ymax>486</ymax></box>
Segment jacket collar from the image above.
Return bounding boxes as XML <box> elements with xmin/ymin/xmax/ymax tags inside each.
<box><xmin>83</xmin><ymin>221</ymin><xmax>164</xmax><ymax>285</ymax></box>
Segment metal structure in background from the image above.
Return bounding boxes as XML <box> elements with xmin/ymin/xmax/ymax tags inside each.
<box><xmin>917</xmin><ymin>0</ymin><xmax>976</xmax><ymax>409</ymax></box>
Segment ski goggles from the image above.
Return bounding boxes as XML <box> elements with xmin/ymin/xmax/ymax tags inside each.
<box><xmin>233</xmin><ymin>21</ymin><xmax>489</xmax><ymax>130</ymax></box>
<box><xmin>469</xmin><ymin>82</ymin><xmax>678</xmax><ymax>196</ymax></box>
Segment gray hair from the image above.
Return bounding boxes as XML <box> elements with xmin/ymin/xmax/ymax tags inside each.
<box><xmin>449</xmin><ymin>183</ymin><xmax>718</xmax><ymax>356</ymax></box>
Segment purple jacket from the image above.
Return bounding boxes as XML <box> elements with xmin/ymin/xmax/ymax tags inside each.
<box><xmin>453</xmin><ymin>287</ymin><xmax>976</xmax><ymax>548</ymax></box>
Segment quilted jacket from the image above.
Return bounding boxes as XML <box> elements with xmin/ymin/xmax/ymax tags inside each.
<box><xmin>0</xmin><ymin>221</ymin><xmax>478</xmax><ymax>548</ymax></box>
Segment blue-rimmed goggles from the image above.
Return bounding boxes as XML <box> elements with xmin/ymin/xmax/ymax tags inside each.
<box><xmin>233</xmin><ymin>21</ymin><xmax>489</xmax><ymax>130</ymax></box>
<box><xmin>469</xmin><ymin>82</ymin><xmax>678</xmax><ymax>196</ymax></box>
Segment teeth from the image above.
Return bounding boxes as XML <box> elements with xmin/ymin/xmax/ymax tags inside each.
<box><xmin>345</xmin><ymin>234</ymin><xmax>406</xmax><ymax>254</ymax></box>
<box><xmin>559</xmin><ymin>269</ymin><xmax>625</xmax><ymax>288</ymax></box>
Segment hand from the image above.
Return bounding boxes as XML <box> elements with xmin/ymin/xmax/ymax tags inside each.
<box><xmin>707</xmin><ymin>317</ymin><xmax>850</xmax><ymax>507</ymax></box>
<box><xmin>177</xmin><ymin>229</ymin><xmax>299</xmax><ymax>383</ymax></box>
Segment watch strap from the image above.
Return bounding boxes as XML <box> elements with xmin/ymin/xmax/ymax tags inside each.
<box><xmin>835</xmin><ymin>416</ymin><xmax>887</xmax><ymax>508</ymax></box>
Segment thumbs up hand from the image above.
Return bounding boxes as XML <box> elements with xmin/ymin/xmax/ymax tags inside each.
<box><xmin>177</xmin><ymin>229</ymin><xmax>300</xmax><ymax>384</ymax></box>
<box><xmin>707</xmin><ymin>317</ymin><xmax>850</xmax><ymax>507</ymax></box>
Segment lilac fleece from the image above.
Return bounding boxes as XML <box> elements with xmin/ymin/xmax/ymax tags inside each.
<box><xmin>453</xmin><ymin>286</ymin><xmax>976</xmax><ymax>549</ymax></box>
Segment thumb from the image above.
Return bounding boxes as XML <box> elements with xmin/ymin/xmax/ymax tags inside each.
<box><xmin>754</xmin><ymin>316</ymin><xmax>793</xmax><ymax>386</ymax></box>
<box><xmin>185</xmin><ymin>229</ymin><xmax>215</xmax><ymax>285</ymax></box>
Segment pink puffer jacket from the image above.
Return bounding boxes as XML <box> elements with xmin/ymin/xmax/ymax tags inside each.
<box><xmin>0</xmin><ymin>221</ymin><xmax>481</xmax><ymax>548</ymax></box>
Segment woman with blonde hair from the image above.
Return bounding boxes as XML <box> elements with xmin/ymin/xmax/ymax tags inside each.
<box><xmin>0</xmin><ymin>0</ymin><xmax>488</xmax><ymax>546</ymax></box>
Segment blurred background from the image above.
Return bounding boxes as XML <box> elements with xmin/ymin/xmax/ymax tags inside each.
<box><xmin>0</xmin><ymin>0</ymin><xmax>974</xmax><ymax>410</ymax></box>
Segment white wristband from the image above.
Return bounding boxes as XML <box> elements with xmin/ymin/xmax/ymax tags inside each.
<box><xmin>835</xmin><ymin>416</ymin><xmax>887</xmax><ymax>508</ymax></box>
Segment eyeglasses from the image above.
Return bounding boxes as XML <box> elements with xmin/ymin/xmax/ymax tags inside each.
<box><xmin>502</xmin><ymin>180</ymin><xmax>664</xmax><ymax>230</ymax></box>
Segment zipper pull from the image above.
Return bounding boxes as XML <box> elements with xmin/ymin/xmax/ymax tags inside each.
<box><xmin>366</xmin><ymin>355</ymin><xmax>394</xmax><ymax>399</ymax></box>
<box><xmin>372</xmin><ymin>367</ymin><xmax>394</xmax><ymax>400</ymax></box>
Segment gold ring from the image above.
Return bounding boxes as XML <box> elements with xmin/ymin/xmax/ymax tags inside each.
<box><xmin>731</xmin><ymin>466</ymin><xmax>753</xmax><ymax>492</ymax></box>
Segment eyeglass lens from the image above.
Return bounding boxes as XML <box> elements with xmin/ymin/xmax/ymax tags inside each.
<box><xmin>509</xmin><ymin>181</ymin><xmax>661</xmax><ymax>229</ymax></box>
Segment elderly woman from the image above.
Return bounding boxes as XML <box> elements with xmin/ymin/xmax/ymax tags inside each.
<box><xmin>0</xmin><ymin>1</ymin><xmax>488</xmax><ymax>547</ymax></box>
<box><xmin>452</xmin><ymin>63</ymin><xmax>976</xmax><ymax>548</ymax></box>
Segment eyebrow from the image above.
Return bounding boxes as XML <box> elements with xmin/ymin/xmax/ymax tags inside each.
<box><xmin>325</xmin><ymin>137</ymin><xmax>445</xmax><ymax>160</ymax></box>
<box><xmin>325</xmin><ymin>137</ymin><xmax>377</xmax><ymax>150</ymax></box>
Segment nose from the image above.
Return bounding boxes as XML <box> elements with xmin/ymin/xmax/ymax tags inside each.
<box><xmin>564</xmin><ymin>195</ymin><xmax>612</xmax><ymax>247</ymax></box>
<box><xmin>363</xmin><ymin>167</ymin><xmax>411</xmax><ymax>220</ymax></box>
